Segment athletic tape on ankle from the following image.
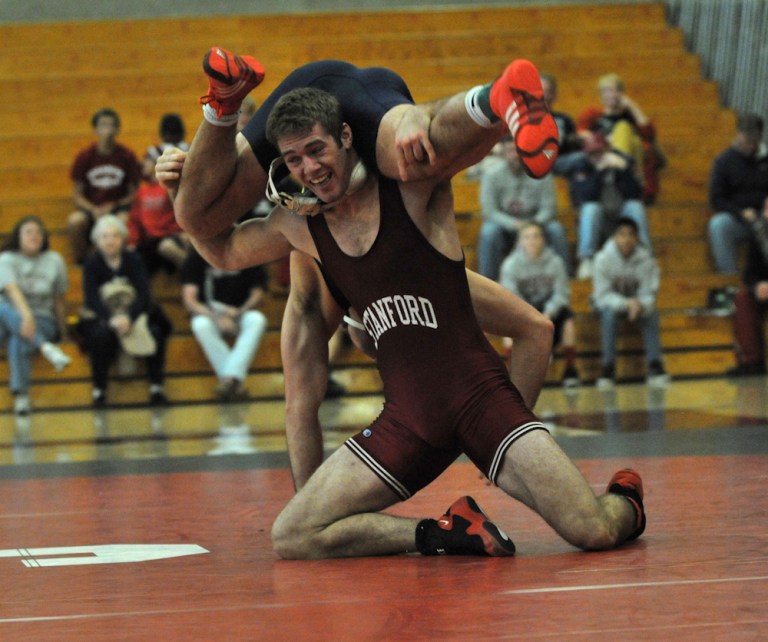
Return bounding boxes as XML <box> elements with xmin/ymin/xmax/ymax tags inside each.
<box><xmin>202</xmin><ymin>103</ymin><xmax>240</xmax><ymax>127</ymax></box>
<box><xmin>464</xmin><ymin>85</ymin><xmax>495</xmax><ymax>129</ymax></box>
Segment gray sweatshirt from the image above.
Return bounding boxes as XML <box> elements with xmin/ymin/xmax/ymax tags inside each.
<box><xmin>592</xmin><ymin>239</ymin><xmax>659</xmax><ymax>313</ymax></box>
<box><xmin>480</xmin><ymin>161</ymin><xmax>557</xmax><ymax>232</ymax></box>
<box><xmin>499</xmin><ymin>246</ymin><xmax>570</xmax><ymax>317</ymax></box>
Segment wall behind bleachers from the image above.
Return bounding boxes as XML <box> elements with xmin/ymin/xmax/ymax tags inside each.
<box><xmin>0</xmin><ymin>0</ymin><xmax>655</xmax><ymax>23</ymax></box>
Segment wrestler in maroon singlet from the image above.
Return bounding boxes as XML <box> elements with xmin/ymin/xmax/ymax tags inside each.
<box><xmin>307</xmin><ymin>176</ymin><xmax>547</xmax><ymax>499</ymax></box>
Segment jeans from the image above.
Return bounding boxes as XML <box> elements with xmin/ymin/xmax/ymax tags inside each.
<box><xmin>190</xmin><ymin>310</ymin><xmax>267</xmax><ymax>382</ymax></box>
<box><xmin>578</xmin><ymin>199</ymin><xmax>652</xmax><ymax>259</ymax></box>
<box><xmin>708</xmin><ymin>212</ymin><xmax>751</xmax><ymax>274</ymax></box>
<box><xmin>0</xmin><ymin>301</ymin><xmax>58</xmax><ymax>394</ymax></box>
<box><xmin>478</xmin><ymin>220</ymin><xmax>570</xmax><ymax>280</ymax></box>
<box><xmin>597</xmin><ymin>307</ymin><xmax>663</xmax><ymax>367</ymax></box>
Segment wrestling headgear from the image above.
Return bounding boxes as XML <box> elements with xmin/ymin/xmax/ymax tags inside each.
<box><xmin>266</xmin><ymin>157</ymin><xmax>369</xmax><ymax>216</ymax></box>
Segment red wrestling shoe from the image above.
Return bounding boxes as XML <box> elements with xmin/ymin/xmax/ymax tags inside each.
<box><xmin>607</xmin><ymin>469</ymin><xmax>646</xmax><ymax>540</ymax></box>
<box><xmin>489</xmin><ymin>59</ymin><xmax>559</xmax><ymax>178</ymax></box>
<box><xmin>416</xmin><ymin>496</ymin><xmax>516</xmax><ymax>556</ymax></box>
<box><xmin>200</xmin><ymin>46</ymin><xmax>265</xmax><ymax>117</ymax></box>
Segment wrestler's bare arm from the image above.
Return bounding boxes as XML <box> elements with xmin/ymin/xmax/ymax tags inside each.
<box><xmin>187</xmin><ymin>204</ymin><xmax>303</xmax><ymax>272</ymax></box>
<box><xmin>282</xmin><ymin>251</ymin><xmax>347</xmax><ymax>491</ymax></box>
<box><xmin>466</xmin><ymin>271</ymin><xmax>553</xmax><ymax>409</ymax></box>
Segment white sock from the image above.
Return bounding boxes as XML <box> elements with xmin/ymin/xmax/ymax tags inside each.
<box><xmin>202</xmin><ymin>103</ymin><xmax>240</xmax><ymax>127</ymax></box>
<box><xmin>40</xmin><ymin>342</ymin><xmax>71</xmax><ymax>371</ymax></box>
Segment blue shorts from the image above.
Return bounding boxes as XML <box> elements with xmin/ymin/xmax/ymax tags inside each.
<box><xmin>242</xmin><ymin>60</ymin><xmax>413</xmax><ymax>172</ymax></box>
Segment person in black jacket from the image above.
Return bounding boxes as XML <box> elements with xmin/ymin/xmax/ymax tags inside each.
<box><xmin>555</xmin><ymin>132</ymin><xmax>653</xmax><ymax>279</ymax></box>
<box><xmin>708</xmin><ymin>113</ymin><xmax>768</xmax><ymax>274</ymax></box>
<box><xmin>78</xmin><ymin>214</ymin><xmax>171</xmax><ymax>406</ymax></box>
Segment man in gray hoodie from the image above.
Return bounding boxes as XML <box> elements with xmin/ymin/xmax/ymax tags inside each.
<box><xmin>592</xmin><ymin>217</ymin><xmax>669</xmax><ymax>389</ymax></box>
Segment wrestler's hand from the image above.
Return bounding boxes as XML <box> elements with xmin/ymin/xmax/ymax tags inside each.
<box><xmin>395</xmin><ymin>106</ymin><xmax>436</xmax><ymax>181</ymax></box>
<box><xmin>155</xmin><ymin>147</ymin><xmax>187</xmax><ymax>197</ymax></box>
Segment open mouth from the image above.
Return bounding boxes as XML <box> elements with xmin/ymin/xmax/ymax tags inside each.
<box><xmin>309</xmin><ymin>173</ymin><xmax>332</xmax><ymax>188</ymax></box>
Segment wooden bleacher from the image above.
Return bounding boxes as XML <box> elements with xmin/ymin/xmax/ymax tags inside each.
<box><xmin>0</xmin><ymin>3</ymin><xmax>740</xmax><ymax>411</ymax></box>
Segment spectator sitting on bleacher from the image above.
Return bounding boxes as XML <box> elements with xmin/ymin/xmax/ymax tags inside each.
<box><xmin>726</xmin><ymin>198</ymin><xmax>768</xmax><ymax>376</ymax></box>
<box><xmin>67</xmin><ymin>108</ymin><xmax>141</xmax><ymax>264</ymax></box>
<box><xmin>577</xmin><ymin>73</ymin><xmax>664</xmax><ymax>205</ymax></box>
<box><xmin>556</xmin><ymin>132</ymin><xmax>653</xmax><ymax>280</ymax></box>
<box><xmin>499</xmin><ymin>222</ymin><xmax>580</xmax><ymax>388</ymax></box>
<box><xmin>140</xmin><ymin>113</ymin><xmax>190</xmax><ymax>180</ymax></box>
<box><xmin>127</xmin><ymin>168</ymin><xmax>189</xmax><ymax>276</ymax></box>
<box><xmin>180</xmin><ymin>244</ymin><xmax>268</xmax><ymax>402</ymax></box>
<box><xmin>478</xmin><ymin>134</ymin><xmax>568</xmax><ymax>281</ymax></box>
<box><xmin>708</xmin><ymin>113</ymin><xmax>768</xmax><ymax>275</ymax></box>
<box><xmin>592</xmin><ymin>216</ymin><xmax>669</xmax><ymax>390</ymax></box>
<box><xmin>128</xmin><ymin>117</ymin><xmax>191</xmax><ymax>276</ymax></box>
<box><xmin>78</xmin><ymin>215</ymin><xmax>171</xmax><ymax>407</ymax></box>
<box><xmin>0</xmin><ymin>215</ymin><xmax>71</xmax><ymax>415</ymax></box>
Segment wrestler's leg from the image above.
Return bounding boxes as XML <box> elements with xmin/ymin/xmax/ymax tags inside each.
<box><xmin>174</xmin><ymin>125</ymin><xmax>268</xmax><ymax>240</ymax></box>
<box><xmin>495</xmin><ymin>430</ymin><xmax>641</xmax><ymax>549</ymax></box>
<box><xmin>378</xmin><ymin>100</ymin><xmax>504</xmax><ymax>181</ymax></box>
<box><xmin>175</xmin><ymin>49</ymin><xmax>268</xmax><ymax>239</ymax></box>
<box><xmin>271</xmin><ymin>446</ymin><xmax>418</xmax><ymax>559</ymax></box>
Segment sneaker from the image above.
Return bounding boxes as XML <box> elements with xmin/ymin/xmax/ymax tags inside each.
<box><xmin>726</xmin><ymin>362</ymin><xmax>767</xmax><ymax>377</ymax></box>
<box><xmin>607</xmin><ymin>469</ymin><xmax>646</xmax><ymax>540</ymax></box>
<box><xmin>646</xmin><ymin>360</ymin><xmax>671</xmax><ymax>387</ymax></box>
<box><xmin>40</xmin><ymin>342</ymin><xmax>71</xmax><ymax>372</ymax></box>
<box><xmin>92</xmin><ymin>388</ymin><xmax>107</xmax><ymax>408</ymax></box>
<box><xmin>576</xmin><ymin>258</ymin><xmax>593</xmax><ymax>280</ymax></box>
<box><xmin>596</xmin><ymin>363</ymin><xmax>615</xmax><ymax>390</ymax></box>
<box><xmin>489</xmin><ymin>59</ymin><xmax>559</xmax><ymax>178</ymax></box>
<box><xmin>14</xmin><ymin>394</ymin><xmax>31</xmax><ymax>416</ymax></box>
<box><xmin>216</xmin><ymin>378</ymin><xmax>249</xmax><ymax>403</ymax></box>
<box><xmin>200</xmin><ymin>47</ymin><xmax>265</xmax><ymax>117</ymax></box>
<box><xmin>325</xmin><ymin>376</ymin><xmax>347</xmax><ymax>399</ymax></box>
<box><xmin>562</xmin><ymin>365</ymin><xmax>580</xmax><ymax>389</ymax></box>
<box><xmin>149</xmin><ymin>385</ymin><xmax>169</xmax><ymax>407</ymax></box>
<box><xmin>416</xmin><ymin>496</ymin><xmax>516</xmax><ymax>556</ymax></box>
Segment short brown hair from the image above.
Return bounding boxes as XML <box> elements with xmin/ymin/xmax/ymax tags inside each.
<box><xmin>266</xmin><ymin>87</ymin><xmax>344</xmax><ymax>148</ymax></box>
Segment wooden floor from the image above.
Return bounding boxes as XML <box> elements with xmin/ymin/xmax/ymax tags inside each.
<box><xmin>1</xmin><ymin>376</ymin><xmax>767</xmax><ymax>640</ymax></box>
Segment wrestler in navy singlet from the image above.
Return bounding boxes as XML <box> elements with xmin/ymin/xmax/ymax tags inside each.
<box><xmin>307</xmin><ymin>177</ymin><xmax>547</xmax><ymax>499</ymax></box>
<box><xmin>242</xmin><ymin>61</ymin><xmax>413</xmax><ymax>172</ymax></box>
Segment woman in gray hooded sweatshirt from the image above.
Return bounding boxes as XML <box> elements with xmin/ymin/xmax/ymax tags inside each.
<box><xmin>499</xmin><ymin>222</ymin><xmax>580</xmax><ymax>387</ymax></box>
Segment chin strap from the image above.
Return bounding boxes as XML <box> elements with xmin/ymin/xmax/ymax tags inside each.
<box><xmin>265</xmin><ymin>157</ymin><xmax>368</xmax><ymax>215</ymax></box>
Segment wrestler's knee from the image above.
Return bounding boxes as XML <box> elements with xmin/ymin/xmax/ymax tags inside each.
<box><xmin>272</xmin><ymin>507</ymin><xmax>307</xmax><ymax>560</ymax></box>
<box><xmin>564</xmin><ymin>518</ymin><xmax>620</xmax><ymax>551</ymax></box>
<box><xmin>271</xmin><ymin>503</ymin><xmax>325</xmax><ymax>560</ymax></box>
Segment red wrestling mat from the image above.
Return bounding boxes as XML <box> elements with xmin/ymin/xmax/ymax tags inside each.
<box><xmin>0</xmin><ymin>456</ymin><xmax>766</xmax><ymax>640</ymax></box>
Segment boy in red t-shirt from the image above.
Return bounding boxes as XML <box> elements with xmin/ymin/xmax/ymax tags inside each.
<box><xmin>67</xmin><ymin>108</ymin><xmax>141</xmax><ymax>263</ymax></box>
